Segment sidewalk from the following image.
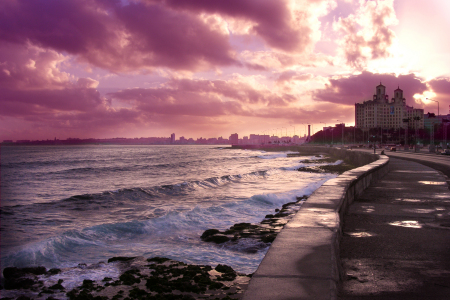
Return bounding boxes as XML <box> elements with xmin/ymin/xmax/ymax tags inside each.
<box><xmin>339</xmin><ymin>158</ymin><xmax>450</xmax><ymax>299</ymax></box>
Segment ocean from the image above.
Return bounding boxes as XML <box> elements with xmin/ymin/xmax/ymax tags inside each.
<box><xmin>0</xmin><ymin>145</ymin><xmax>336</xmax><ymax>286</ymax></box>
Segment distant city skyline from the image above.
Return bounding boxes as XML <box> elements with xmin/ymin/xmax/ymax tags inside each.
<box><xmin>2</xmin><ymin>131</ymin><xmax>309</xmax><ymax>145</ymax></box>
<box><xmin>1</xmin><ymin>0</ymin><xmax>449</xmax><ymax>141</ymax></box>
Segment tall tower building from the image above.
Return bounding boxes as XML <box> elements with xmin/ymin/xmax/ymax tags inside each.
<box><xmin>355</xmin><ymin>83</ymin><xmax>423</xmax><ymax>130</ymax></box>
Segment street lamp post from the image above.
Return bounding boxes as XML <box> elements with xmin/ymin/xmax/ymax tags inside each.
<box><xmin>331</xmin><ymin>128</ymin><xmax>334</xmax><ymax>145</ymax></box>
<box><xmin>380</xmin><ymin>126</ymin><xmax>383</xmax><ymax>147</ymax></box>
<box><xmin>426</xmin><ymin>98</ymin><xmax>440</xmax><ymax>149</ymax></box>
<box><xmin>426</xmin><ymin>98</ymin><xmax>439</xmax><ymax>116</ymax></box>
<box><xmin>320</xmin><ymin>122</ymin><xmax>326</xmax><ymax>144</ymax></box>
<box><xmin>430</xmin><ymin>119</ymin><xmax>436</xmax><ymax>152</ymax></box>
<box><xmin>402</xmin><ymin>118</ymin><xmax>410</xmax><ymax>150</ymax></box>
<box><xmin>444</xmin><ymin>122</ymin><xmax>449</xmax><ymax>148</ymax></box>
<box><xmin>413</xmin><ymin>116</ymin><xmax>421</xmax><ymax>151</ymax></box>
<box><xmin>337</xmin><ymin>120</ymin><xmax>344</xmax><ymax>145</ymax></box>
<box><xmin>301</xmin><ymin>123</ymin><xmax>307</xmax><ymax>139</ymax></box>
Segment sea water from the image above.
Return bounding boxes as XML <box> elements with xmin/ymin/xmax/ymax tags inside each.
<box><xmin>0</xmin><ymin>145</ymin><xmax>337</xmax><ymax>282</ymax></box>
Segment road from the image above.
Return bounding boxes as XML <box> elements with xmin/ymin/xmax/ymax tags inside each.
<box><xmin>349</xmin><ymin>147</ymin><xmax>450</xmax><ymax>178</ymax></box>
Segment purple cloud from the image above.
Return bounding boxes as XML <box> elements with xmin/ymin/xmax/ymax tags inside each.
<box><xmin>314</xmin><ymin>71</ymin><xmax>428</xmax><ymax>106</ymax></box>
<box><xmin>0</xmin><ymin>0</ymin><xmax>238</xmax><ymax>72</ymax></box>
<box><xmin>158</xmin><ymin>0</ymin><xmax>311</xmax><ymax>52</ymax></box>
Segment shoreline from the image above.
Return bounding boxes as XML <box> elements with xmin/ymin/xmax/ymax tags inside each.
<box><xmin>1</xmin><ymin>193</ymin><xmax>313</xmax><ymax>299</ymax></box>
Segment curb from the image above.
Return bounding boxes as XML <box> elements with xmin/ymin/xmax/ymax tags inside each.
<box><xmin>243</xmin><ymin>153</ymin><xmax>390</xmax><ymax>300</ymax></box>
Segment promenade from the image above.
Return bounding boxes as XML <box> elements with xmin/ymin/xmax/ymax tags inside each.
<box><xmin>362</xmin><ymin>147</ymin><xmax>450</xmax><ymax>178</ymax></box>
<box><xmin>339</xmin><ymin>155</ymin><xmax>450</xmax><ymax>299</ymax></box>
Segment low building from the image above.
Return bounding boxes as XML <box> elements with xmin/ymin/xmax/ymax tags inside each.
<box><xmin>423</xmin><ymin>113</ymin><xmax>450</xmax><ymax>131</ymax></box>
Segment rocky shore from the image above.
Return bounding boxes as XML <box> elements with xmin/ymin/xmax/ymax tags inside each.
<box><xmin>296</xmin><ymin>156</ymin><xmax>356</xmax><ymax>174</ymax></box>
<box><xmin>1</xmin><ymin>257</ymin><xmax>251</xmax><ymax>300</ymax></box>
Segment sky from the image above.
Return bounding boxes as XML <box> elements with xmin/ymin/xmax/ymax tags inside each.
<box><xmin>1</xmin><ymin>0</ymin><xmax>450</xmax><ymax>141</ymax></box>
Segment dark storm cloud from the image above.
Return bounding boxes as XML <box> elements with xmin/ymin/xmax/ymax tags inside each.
<box><xmin>429</xmin><ymin>78</ymin><xmax>450</xmax><ymax>95</ymax></box>
<box><xmin>0</xmin><ymin>87</ymin><xmax>104</xmax><ymax>117</ymax></box>
<box><xmin>0</xmin><ymin>0</ymin><xmax>238</xmax><ymax>72</ymax></box>
<box><xmin>313</xmin><ymin>71</ymin><xmax>428</xmax><ymax>105</ymax></box>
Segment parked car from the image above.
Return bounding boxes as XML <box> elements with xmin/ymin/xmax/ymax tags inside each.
<box><xmin>442</xmin><ymin>149</ymin><xmax>450</xmax><ymax>155</ymax></box>
<box><xmin>390</xmin><ymin>147</ymin><xmax>396</xmax><ymax>152</ymax></box>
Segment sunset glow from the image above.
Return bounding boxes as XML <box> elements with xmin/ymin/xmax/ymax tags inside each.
<box><xmin>1</xmin><ymin>0</ymin><xmax>449</xmax><ymax>140</ymax></box>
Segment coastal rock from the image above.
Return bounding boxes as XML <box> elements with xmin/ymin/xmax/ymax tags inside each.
<box><xmin>200</xmin><ymin>195</ymin><xmax>308</xmax><ymax>250</ymax></box>
<box><xmin>297</xmin><ymin>155</ymin><xmax>357</xmax><ymax>174</ymax></box>
<box><xmin>298</xmin><ymin>163</ymin><xmax>355</xmax><ymax>174</ymax></box>
<box><xmin>3</xmin><ymin>266</ymin><xmax>47</xmax><ymax>278</ymax></box>
<box><xmin>3</xmin><ymin>266</ymin><xmax>46</xmax><ymax>290</ymax></box>
<box><xmin>107</xmin><ymin>256</ymin><xmax>137</xmax><ymax>263</ymax></box>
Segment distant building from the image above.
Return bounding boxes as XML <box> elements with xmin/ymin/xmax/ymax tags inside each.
<box><xmin>196</xmin><ymin>137</ymin><xmax>207</xmax><ymax>144</ymax></box>
<box><xmin>170</xmin><ymin>133</ymin><xmax>175</xmax><ymax>143</ymax></box>
<box><xmin>355</xmin><ymin>83</ymin><xmax>424</xmax><ymax>130</ymax></box>
<box><xmin>424</xmin><ymin>113</ymin><xmax>450</xmax><ymax>131</ymax></box>
<box><xmin>229</xmin><ymin>133</ymin><xmax>239</xmax><ymax>145</ymax></box>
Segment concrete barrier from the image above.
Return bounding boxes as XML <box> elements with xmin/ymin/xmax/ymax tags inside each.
<box><xmin>243</xmin><ymin>152</ymin><xmax>389</xmax><ymax>300</ymax></box>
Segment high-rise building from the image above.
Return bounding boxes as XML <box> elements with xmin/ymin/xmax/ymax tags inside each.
<box><xmin>355</xmin><ymin>83</ymin><xmax>424</xmax><ymax>130</ymax></box>
<box><xmin>170</xmin><ymin>133</ymin><xmax>175</xmax><ymax>143</ymax></box>
<box><xmin>229</xmin><ymin>133</ymin><xmax>239</xmax><ymax>145</ymax></box>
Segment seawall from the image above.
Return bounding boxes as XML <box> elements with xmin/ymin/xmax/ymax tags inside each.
<box><xmin>233</xmin><ymin>145</ymin><xmax>378</xmax><ymax>168</ymax></box>
<box><xmin>243</xmin><ymin>148</ymin><xmax>389</xmax><ymax>300</ymax></box>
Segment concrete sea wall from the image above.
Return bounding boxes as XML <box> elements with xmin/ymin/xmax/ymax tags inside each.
<box><xmin>243</xmin><ymin>149</ymin><xmax>389</xmax><ymax>300</ymax></box>
<box><xmin>233</xmin><ymin>144</ymin><xmax>379</xmax><ymax>168</ymax></box>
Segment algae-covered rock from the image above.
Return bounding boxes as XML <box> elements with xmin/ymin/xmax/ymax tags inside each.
<box><xmin>215</xmin><ymin>264</ymin><xmax>235</xmax><ymax>274</ymax></box>
<box><xmin>49</xmin><ymin>279</ymin><xmax>65</xmax><ymax>290</ymax></box>
<box><xmin>3</xmin><ymin>266</ymin><xmax>47</xmax><ymax>278</ymax></box>
<box><xmin>200</xmin><ymin>229</ymin><xmax>220</xmax><ymax>239</ymax></box>
<box><xmin>147</xmin><ymin>257</ymin><xmax>170</xmax><ymax>264</ymax></box>
<box><xmin>298</xmin><ymin>160</ymin><xmax>355</xmax><ymax>174</ymax></box>
<box><xmin>48</xmin><ymin>268</ymin><xmax>61</xmax><ymax>275</ymax></box>
<box><xmin>215</xmin><ymin>264</ymin><xmax>237</xmax><ymax>281</ymax></box>
<box><xmin>207</xmin><ymin>234</ymin><xmax>231</xmax><ymax>244</ymax></box>
<box><xmin>107</xmin><ymin>256</ymin><xmax>136</xmax><ymax>263</ymax></box>
<box><xmin>260</xmin><ymin>234</ymin><xmax>277</xmax><ymax>243</ymax></box>
<box><xmin>2</xmin><ymin>257</ymin><xmax>250</xmax><ymax>300</ymax></box>
<box><xmin>119</xmin><ymin>270</ymin><xmax>141</xmax><ymax>285</ymax></box>
<box><xmin>2</xmin><ymin>266</ymin><xmax>47</xmax><ymax>290</ymax></box>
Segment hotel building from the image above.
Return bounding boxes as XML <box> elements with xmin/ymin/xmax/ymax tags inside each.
<box><xmin>355</xmin><ymin>83</ymin><xmax>424</xmax><ymax>130</ymax></box>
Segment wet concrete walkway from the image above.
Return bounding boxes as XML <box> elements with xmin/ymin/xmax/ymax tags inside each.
<box><xmin>339</xmin><ymin>158</ymin><xmax>450</xmax><ymax>299</ymax></box>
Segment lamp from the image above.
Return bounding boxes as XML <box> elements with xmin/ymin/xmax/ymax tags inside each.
<box><xmin>426</xmin><ymin>98</ymin><xmax>439</xmax><ymax>116</ymax></box>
